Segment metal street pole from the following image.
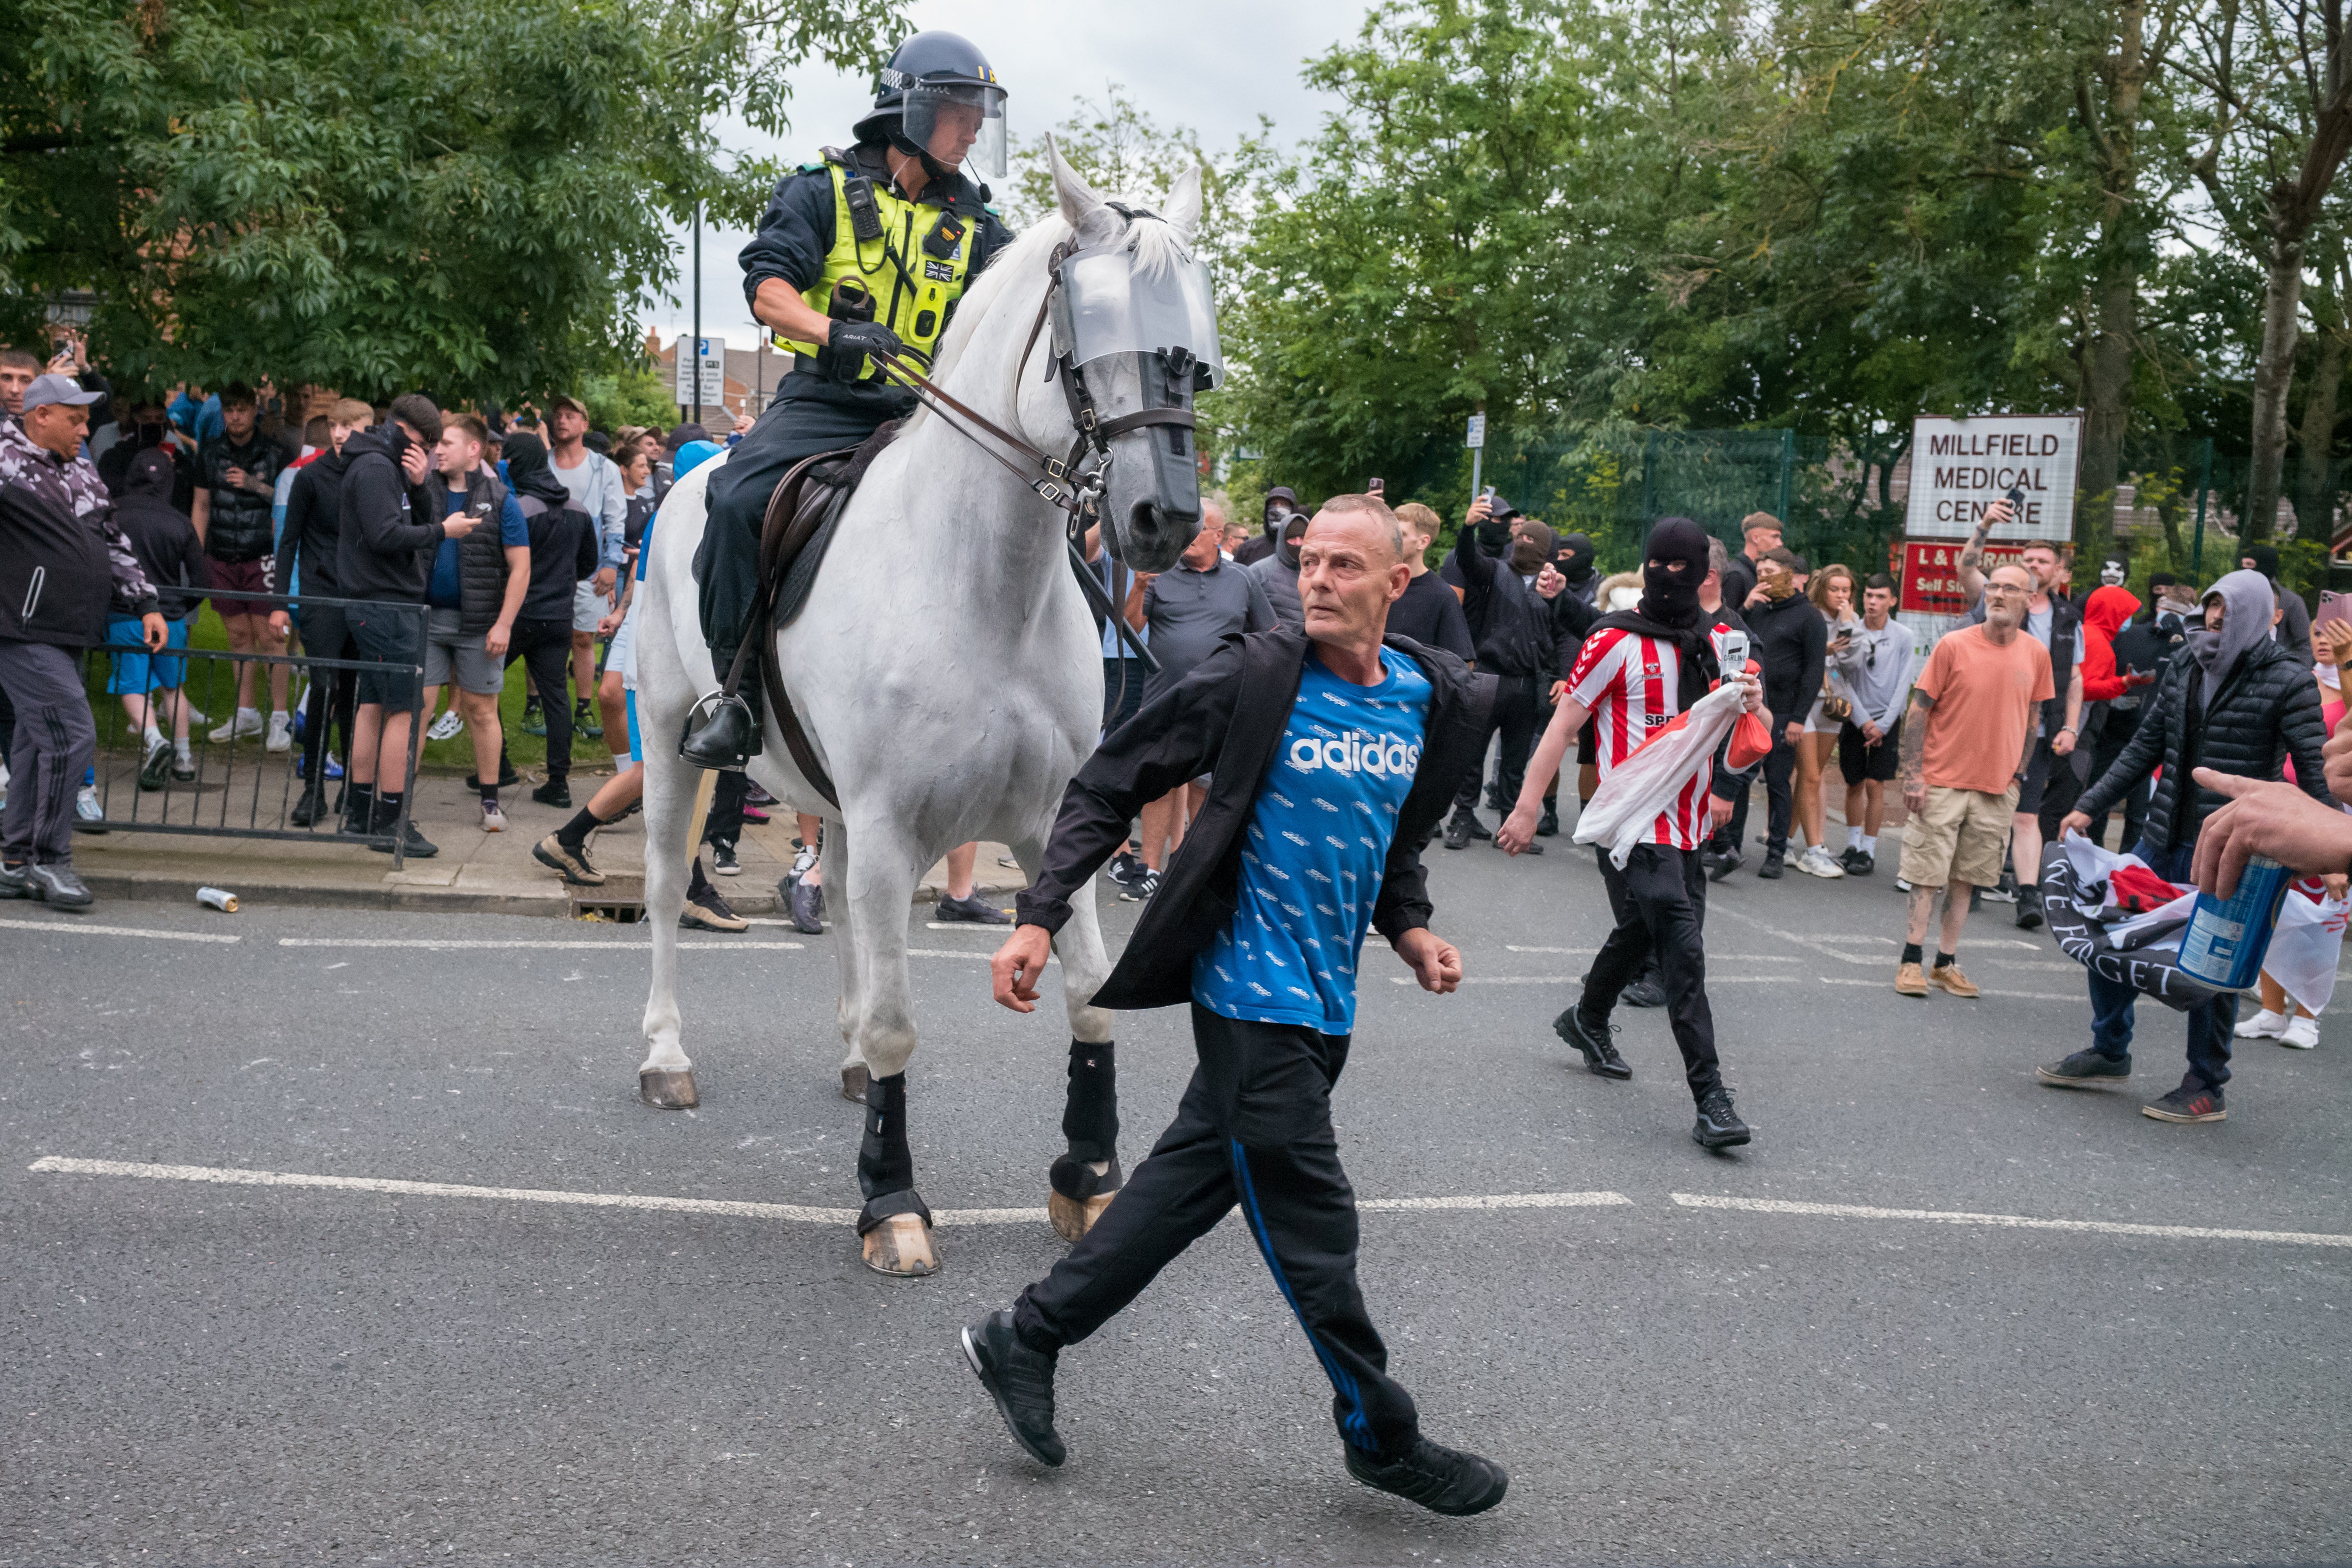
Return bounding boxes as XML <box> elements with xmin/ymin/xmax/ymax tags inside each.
<box><xmin>691</xmin><ymin>200</ymin><xmax>703</xmax><ymax>426</ymax></box>
<box><xmin>1467</xmin><ymin>403</ymin><xmax>1486</xmax><ymax>497</ymax></box>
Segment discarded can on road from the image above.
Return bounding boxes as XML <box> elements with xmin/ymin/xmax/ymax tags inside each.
<box><xmin>2176</xmin><ymin>854</ymin><xmax>2291</xmax><ymax>989</ymax></box>
<box><xmin>196</xmin><ymin>886</ymin><xmax>239</xmax><ymax>913</ymax></box>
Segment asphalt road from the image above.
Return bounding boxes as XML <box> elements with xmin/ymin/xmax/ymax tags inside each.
<box><xmin>4</xmin><ymin>829</ymin><xmax>2349</xmax><ymax>1565</ymax></box>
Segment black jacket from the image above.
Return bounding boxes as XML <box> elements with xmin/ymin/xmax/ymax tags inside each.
<box><xmin>110</xmin><ymin>451</ymin><xmax>211</xmax><ymax>622</ymax></box>
<box><xmin>1449</xmin><ymin>525</ymin><xmax>1582</xmax><ymax>679</ymax></box>
<box><xmin>196</xmin><ymin>430</ymin><xmax>282</xmax><ymax>563</ymax></box>
<box><xmin>1387</xmin><ymin>570</ymin><xmax>1475</xmax><ymax>662</ymax></box>
<box><xmin>280</xmin><ymin>449</ymin><xmax>350</xmax><ymax>598</ymax></box>
<box><xmin>1015</xmin><ymin>625</ymin><xmax>1498</xmax><ymax>1010</ymax></box>
<box><xmin>334</xmin><ymin>426</ymin><xmax>448</xmax><ymax>603</ymax></box>
<box><xmin>2075</xmin><ymin>635</ymin><xmax>2332</xmax><ymax>855</ymax></box>
<box><xmin>1748</xmin><ymin>591</ymin><xmax>1827</xmax><ymax>721</ymax></box>
<box><xmin>2103</xmin><ymin>612</ymin><xmax>2187</xmax><ymax>747</ymax></box>
<box><xmin>440</xmin><ymin>469</ymin><xmax>517</xmax><ymax>637</ymax></box>
<box><xmin>514</xmin><ymin>495</ymin><xmax>599</xmax><ymax>622</ymax></box>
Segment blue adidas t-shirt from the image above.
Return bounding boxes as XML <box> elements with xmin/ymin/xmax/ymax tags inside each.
<box><xmin>1192</xmin><ymin>647</ymin><xmax>1433</xmax><ymax>1034</ymax></box>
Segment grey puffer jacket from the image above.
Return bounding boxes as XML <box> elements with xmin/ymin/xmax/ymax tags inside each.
<box><xmin>2075</xmin><ymin>633</ymin><xmax>2332</xmax><ymax>855</ymax></box>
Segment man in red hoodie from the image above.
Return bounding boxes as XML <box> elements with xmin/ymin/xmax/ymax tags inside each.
<box><xmin>2072</xmin><ymin>586</ymin><xmax>2158</xmax><ymax>849</ymax></box>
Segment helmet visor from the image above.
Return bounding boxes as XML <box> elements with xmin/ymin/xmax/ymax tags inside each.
<box><xmin>1052</xmin><ymin>248</ymin><xmax>1224</xmax><ymax>391</ymax></box>
<box><xmin>903</xmin><ymin>79</ymin><xmax>1006</xmax><ymax>175</ymax></box>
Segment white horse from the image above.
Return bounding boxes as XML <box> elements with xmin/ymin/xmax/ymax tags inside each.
<box><xmin>632</xmin><ymin>147</ymin><xmax>1207</xmax><ymax>1275</ymax></box>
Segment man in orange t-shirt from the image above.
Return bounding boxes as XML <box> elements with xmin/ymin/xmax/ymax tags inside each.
<box><xmin>1892</xmin><ymin>563</ymin><xmax>2054</xmax><ymax>997</ymax></box>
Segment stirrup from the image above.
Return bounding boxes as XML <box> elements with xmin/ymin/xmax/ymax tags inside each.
<box><xmin>679</xmin><ymin>690</ymin><xmax>759</xmax><ymax>770</ymax></box>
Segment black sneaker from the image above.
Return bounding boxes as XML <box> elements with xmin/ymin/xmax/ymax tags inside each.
<box><xmin>1553</xmin><ymin>1006</ymin><xmax>1632</xmax><ymax>1079</ymax></box>
<box><xmin>936</xmin><ymin>892</ymin><xmax>1011</xmax><ymax>924</ymax></box>
<box><xmin>1623</xmin><ymin>975</ymin><xmax>1667</xmax><ymax>1009</ymax></box>
<box><xmin>1118</xmin><ymin>869</ymin><xmax>1160</xmax><ymax>903</ymax></box>
<box><xmin>1107</xmin><ymin>849</ymin><xmax>1148</xmax><ymax>888</ymax></box>
<box><xmin>2143</xmin><ymin>1078</ymin><xmax>2226</xmax><ymax>1123</ymax></box>
<box><xmin>464</xmin><ymin>762</ymin><xmax>522</xmax><ymax>791</ymax></box>
<box><xmin>2037</xmin><ymin>1049</ymin><xmax>2130</xmax><ymax>1088</ymax></box>
<box><xmin>1344</xmin><ymin>1435</ymin><xmax>1508</xmax><ymax>1516</ymax></box>
<box><xmin>368</xmin><ymin>818</ymin><xmax>439</xmax><ymax>859</ymax></box>
<box><xmin>1692</xmin><ymin>1086</ymin><xmax>1751</xmax><ymax>1149</ymax></box>
<box><xmin>0</xmin><ymin>862</ymin><xmax>30</xmax><ymax>900</ymax></box>
<box><xmin>1442</xmin><ymin>810</ymin><xmax>1474</xmax><ymax>852</ymax></box>
<box><xmin>2014</xmin><ymin>886</ymin><xmax>2044</xmax><ymax>930</ymax></box>
<box><xmin>25</xmin><ymin>861</ymin><xmax>94</xmax><ymax>909</ymax></box>
<box><xmin>1704</xmin><ymin>844</ymin><xmax>1742</xmax><ymax>881</ymax></box>
<box><xmin>1839</xmin><ymin>846</ymin><xmax>1875</xmax><ymax>875</ymax></box>
<box><xmin>531</xmin><ymin>778</ymin><xmax>572</xmax><ymax>810</ymax></box>
<box><xmin>1535</xmin><ymin>803</ymin><xmax>1560</xmax><ymax>838</ymax></box>
<box><xmin>710</xmin><ymin>838</ymin><xmax>740</xmax><ymax>877</ymax></box>
<box><xmin>960</xmin><ymin>1310</ymin><xmax>1065</xmax><ymax>1467</ymax></box>
<box><xmin>1459</xmin><ymin>810</ymin><xmax>1493</xmax><ymax>841</ymax></box>
<box><xmin>1756</xmin><ymin>853</ymin><xmax>1784</xmax><ymax>880</ymax></box>
<box><xmin>290</xmin><ymin>786</ymin><xmax>329</xmax><ymax>828</ymax></box>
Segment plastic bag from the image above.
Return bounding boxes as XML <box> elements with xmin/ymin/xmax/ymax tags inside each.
<box><xmin>1726</xmin><ymin>707</ymin><xmax>1772</xmax><ymax>772</ymax></box>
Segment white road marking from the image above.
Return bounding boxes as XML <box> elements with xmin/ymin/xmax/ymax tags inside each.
<box><xmin>1505</xmin><ymin>945</ymin><xmax>1797</xmax><ymax>962</ymax></box>
<box><xmin>1672</xmin><ymin>1191</ymin><xmax>2352</xmax><ymax>1248</ymax></box>
<box><xmin>1505</xmin><ymin>946</ymin><xmax>1596</xmax><ymax>956</ymax></box>
<box><xmin>1359</xmin><ymin>1191</ymin><xmax>1631</xmax><ymax>1211</ymax></box>
<box><xmin>27</xmin><ymin>1157</ymin><xmax>1623</xmax><ymax>1227</ymax></box>
<box><xmin>1391</xmin><ymin>973</ymin><xmax>1799</xmax><ymax>986</ymax></box>
<box><xmin>1814</xmin><ymin>975</ymin><xmax>2075</xmax><ymax>1000</ymax></box>
<box><xmin>277</xmin><ymin>937</ymin><xmax>804</xmax><ymax>951</ymax></box>
<box><xmin>0</xmin><ymin>917</ymin><xmax>239</xmax><ymax>944</ymax></box>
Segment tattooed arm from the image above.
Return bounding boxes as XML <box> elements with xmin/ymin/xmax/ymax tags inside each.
<box><xmin>1899</xmin><ymin>688</ymin><xmax>1933</xmax><ymax>815</ymax></box>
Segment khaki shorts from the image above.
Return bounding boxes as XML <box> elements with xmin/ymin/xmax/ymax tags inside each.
<box><xmin>1899</xmin><ymin>782</ymin><xmax>2019</xmax><ymax>890</ymax></box>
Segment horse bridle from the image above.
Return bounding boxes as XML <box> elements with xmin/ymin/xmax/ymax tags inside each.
<box><xmin>864</xmin><ymin>218</ymin><xmax>1201</xmax><ymax>532</ymax></box>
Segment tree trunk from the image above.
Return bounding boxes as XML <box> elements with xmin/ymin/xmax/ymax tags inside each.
<box><xmin>2294</xmin><ymin>326</ymin><xmax>2349</xmax><ymax>539</ymax></box>
<box><xmin>2243</xmin><ymin>237</ymin><xmax>2311</xmax><ymax>544</ymax></box>
<box><xmin>2076</xmin><ymin>267</ymin><xmax>2137</xmax><ymax>563</ymax></box>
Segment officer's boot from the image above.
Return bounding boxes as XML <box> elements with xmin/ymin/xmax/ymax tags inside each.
<box><xmin>679</xmin><ymin>647</ymin><xmax>763</xmax><ymax>771</ymax></box>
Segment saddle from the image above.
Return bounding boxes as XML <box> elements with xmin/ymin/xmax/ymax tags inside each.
<box><xmin>723</xmin><ymin>419</ymin><xmax>901</xmax><ymax>807</ymax></box>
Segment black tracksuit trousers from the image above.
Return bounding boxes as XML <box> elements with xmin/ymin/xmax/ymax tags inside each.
<box><xmin>503</xmin><ymin>618</ymin><xmax>575</xmax><ymax>781</ymax></box>
<box><xmin>1454</xmin><ymin>672</ymin><xmax>1543</xmax><ymax>815</ymax></box>
<box><xmin>1577</xmin><ymin>844</ymin><xmax>1723</xmax><ymax>1103</ymax></box>
<box><xmin>1013</xmin><ymin>1004</ymin><xmax>1419</xmax><ymax>1457</ymax></box>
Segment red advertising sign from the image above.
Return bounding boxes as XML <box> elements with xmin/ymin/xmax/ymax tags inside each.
<box><xmin>1900</xmin><ymin>540</ymin><xmax>2026</xmax><ymax>617</ymax></box>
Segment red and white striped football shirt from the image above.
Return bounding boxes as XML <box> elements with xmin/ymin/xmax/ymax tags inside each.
<box><xmin>1566</xmin><ymin>626</ymin><xmax>1729</xmax><ymax>851</ymax></box>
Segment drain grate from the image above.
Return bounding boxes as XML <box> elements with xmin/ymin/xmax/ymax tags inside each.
<box><xmin>571</xmin><ymin>878</ymin><xmax>645</xmax><ymax>923</ymax></box>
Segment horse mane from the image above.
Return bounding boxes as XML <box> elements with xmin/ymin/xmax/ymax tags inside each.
<box><xmin>922</xmin><ymin>198</ymin><xmax>1194</xmax><ymax>396</ymax></box>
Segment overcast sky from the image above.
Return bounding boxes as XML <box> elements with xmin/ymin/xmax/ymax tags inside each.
<box><xmin>647</xmin><ymin>0</ymin><xmax>1365</xmax><ymax>350</ymax></box>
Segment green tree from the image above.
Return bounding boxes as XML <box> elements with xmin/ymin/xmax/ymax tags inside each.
<box><xmin>1</xmin><ymin>0</ymin><xmax>903</xmax><ymax>400</ymax></box>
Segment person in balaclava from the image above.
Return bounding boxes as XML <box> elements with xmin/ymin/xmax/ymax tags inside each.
<box><xmin>1438</xmin><ymin>492</ymin><xmax>1581</xmax><ymax>849</ymax></box>
<box><xmin>1235</xmin><ymin>485</ymin><xmax>1297</xmax><ymax>567</ymax></box>
<box><xmin>1553</xmin><ymin>532</ymin><xmax>1601</xmax><ymax>607</ymax></box>
<box><xmin>2047</xmin><ymin>568</ymin><xmax>2332</xmax><ymax>1125</ymax></box>
<box><xmin>1245</xmin><ymin>507</ymin><xmax>1311</xmax><ymax>629</ymax></box>
<box><xmin>1496</xmin><ymin>518</ymin><xmax>1766</xmax><ymax>1152</ymax></box>
<box><xmin>2237</xmin><ymin>542</ymin><xmax>2312</xmax><ymax>660</ymax></box>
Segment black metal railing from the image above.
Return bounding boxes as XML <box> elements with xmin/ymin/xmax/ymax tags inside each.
<box><xmin>78</xmin><ymin>593</ymin><xmax>429</xmax><ymax>870</ymax></box>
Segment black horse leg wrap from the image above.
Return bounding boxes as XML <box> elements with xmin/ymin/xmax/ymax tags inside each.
<box><xmin>1059</xmin><ymin>1038</ymin><xmax>1118</xmax><ymax>1163</ymax></box>
<box><xmin>858</xmin><ymin>1071</ymin><xmax>914</xmax><ymax>1203</ymax></box>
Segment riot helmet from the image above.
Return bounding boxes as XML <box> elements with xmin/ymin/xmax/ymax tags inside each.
<box><xmin>856</xmin><ymin>32</ymin><xmax>1008</xmax><ymax>184</ymax></box>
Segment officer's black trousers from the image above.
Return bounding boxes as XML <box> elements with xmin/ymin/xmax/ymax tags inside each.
<box><xmin>1454</xmin><ymin>672</ymin><xmax>1543</xmax><ymax>814</ymax></box>
<box><xmin>1013</xmin><ymin>1004</ymin><xmax>1421</xmax><ymax>1458</ymax></box>
<box><xmin>1577</xmin><ymin>844</ymin><xmax>1722</xmax><ymax>1103</ymax></box>
<box><xmin>696</xmin><ymin>393</ymin><xmax>894</xmax><ymax>668</ymax></box>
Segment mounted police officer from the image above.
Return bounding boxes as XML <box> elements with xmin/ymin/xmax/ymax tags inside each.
<box><xmin>684</xmin><ymin>31</ymin><xmax>1016</xmax><ymax>769</ymax></box>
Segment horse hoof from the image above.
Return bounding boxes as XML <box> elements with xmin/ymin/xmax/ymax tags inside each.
<box><xmin>1049</xmin><ymin>1188</ymin><xmax>1117</xmax><ymax>1243</ymax></box>
<box><xmin>861</xmin><ymin>1214</ymin><xmax>938</xmax><ymax>1276</ymax></box>
<box><xmin>639</xmin><ymin>1068</ymin><xmax>699</xmax><ymax>1109</ymax></box>
<box><xmin>840</xmin><ymin>1064</ymin><xmax>870</xmax><ymax>1104</ymax></box>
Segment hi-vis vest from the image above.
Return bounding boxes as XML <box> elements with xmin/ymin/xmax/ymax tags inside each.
<box><xmin>774</xmin><ymin>153</ymin><xmax>979</xmax><ymax>379</ymax></box>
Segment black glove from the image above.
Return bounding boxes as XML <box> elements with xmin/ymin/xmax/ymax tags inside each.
<box><xmin>825</xmin><ymin>320</ymin><xmax>905</xmax><ymax>378</ymax></box>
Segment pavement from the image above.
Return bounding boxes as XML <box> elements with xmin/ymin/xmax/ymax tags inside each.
<box><xmin>52</xmin><ymin>752</ymin><xmax>1025</xmax><ymax>917</ymax></box>
<box><xmin>4</xmin><ymin>812</ymin><xmax>2349</xmax><ymax>1565</ymax></box>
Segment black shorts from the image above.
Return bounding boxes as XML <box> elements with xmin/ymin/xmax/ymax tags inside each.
<box><xmin>1837</xmin><ymin>718</ymin><xmax>1900</xmax><ymax>784</ymax></box>
<box><xmin>349</xmin><ymin>605</ymin><xmax>425</xmax><ymax>711</ymax></box>
<box><xmin>2014</xmin><ymin>737</ymin><xmax>2055</xmax><ymax>815</ymax></box>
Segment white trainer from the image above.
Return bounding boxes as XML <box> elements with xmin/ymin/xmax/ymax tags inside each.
<box><xmin>2234</xmin><ymin>1008</ymin><xmax>2290</xmax><ymax>1040</ymax></box>
<box><xmin>1795</xmin><ymin>845</ymin><xmax>1846</xmax><ymax>879</ymax></box>
<box><xmin>2281</xmin><ymin>1014</ymin><xmax>2320</xmax><ymax>1049</ymax></box>
<box><xmin>264</xmin><ymin>711</ymin><xmax>293</xmax><ymax>752</ymax></box>
<box><xmin>426</xmin><ymin>709</ymin><xmax>465</xmax><ymax>742</ymax></box>
<box><xmin>209</xmin><ymin>707</ymin><xmax>264</xmax><ymax>743</ymax></box>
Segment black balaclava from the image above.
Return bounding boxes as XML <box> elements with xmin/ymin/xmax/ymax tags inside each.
<box><xmin>1638</xmin><ymin>516</ymin><xmax>1711</xmax><ymax>630</ymax></box>
<box><xmin>1263</xmin><ymin>486</ymin><xmax>1298</xmax><ymax>535</ymax></box>
<box><xmin>1555</xmin><ymin>532</ymin><xmax>1597</xmax><ymax>585</ymax></box>
<box><xmin>1274</xmin><ymin>510</ymin><xmax>1309</xmax><ymax>569</ymax></box>
<box><xmin>1509</xmin><ymin>522</ymin><xmax>1555</xmax><ymax>576</ymax></box>
<box><xmin>2245</xmin><ymin>543</ymin><xmax>2282</xmax><ymax>581</ymax></box>
<box><xmin>500</xmin><ymin>432</ymin><xmax>574</xmax><ymax>506</ymax></box>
